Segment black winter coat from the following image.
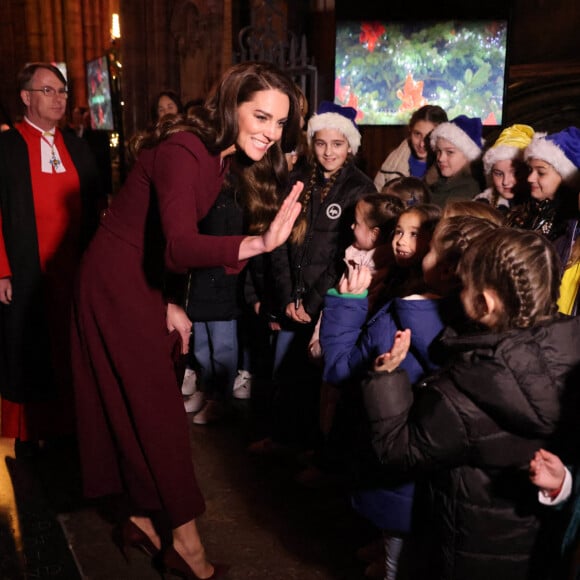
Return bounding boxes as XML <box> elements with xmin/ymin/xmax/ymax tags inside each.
<box><xmin>185</xmin><ymin>185</ymin><xmax>244</xmax><ymax>321</ymax></box>
<box><xmin>270</xmin><ymin>160</ymin><xmax>375</xmax><ymax>320</ymax></box>
<box><xmin>362</xmin><ymin>315</ymin><xmax>580</xmax><ymax>580</ymax></box>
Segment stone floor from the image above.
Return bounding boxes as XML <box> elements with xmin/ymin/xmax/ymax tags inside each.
<box><xmin>0</xmin><ymin>400</ymin><xmax>378</xmax><ymax>580</ymax></box>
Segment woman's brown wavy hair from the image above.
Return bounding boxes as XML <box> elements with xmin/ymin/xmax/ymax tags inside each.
<box><xmin>131</xmin><ymin>61</ymin><xmax>302</xmax><ymax>233</ymax></box>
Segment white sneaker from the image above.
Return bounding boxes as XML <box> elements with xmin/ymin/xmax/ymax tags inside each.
<box><xmin>192</xmin><ymin>400</ymin><xmax>224</xmax><ymax>425</ymax></box>
<box><xmin>181</xmin><ymin>368</ymin><xmax>198</xmax><ymax>396</ymax></box>
<box><xmin>232</xmin><ymin>370</ymin><xmax>252</xmax><ymax>400</ymax></box>
<box><xmin>183</xmin><ymin>391</ymin><xmax>205</xmax><ymax>414</ymax></box>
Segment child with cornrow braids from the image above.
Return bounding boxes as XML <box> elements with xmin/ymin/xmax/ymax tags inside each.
<box><xmin>362</xmin><ymin>227</ymin><xmax>580</xmax><ymax>580</ymax></box>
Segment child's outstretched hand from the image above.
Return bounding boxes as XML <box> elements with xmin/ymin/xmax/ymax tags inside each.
<box><xmin>338</xmin><ymin>261</ymin><xmax>372</xmax><ymax>295</ymax></box>
<box><xmin>374</xmin><ymin>329</ymin><xmax>411</xmax><ymax>373</ymax></box>
<box><xmin>529</xmin><ymin>448</ymin><xmax>566</xmax><ymax>493</ymax></box>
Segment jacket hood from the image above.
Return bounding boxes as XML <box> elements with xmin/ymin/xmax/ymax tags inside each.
<box><xmin>443</xmin><ymin>315</ymin><xmax>580</xmax><ymax>437</ymax></box>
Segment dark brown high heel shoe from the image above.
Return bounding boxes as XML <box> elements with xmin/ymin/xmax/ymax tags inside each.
<box><xmin>161</xmin><ymin>545</ymin><xmax>228</xmax><ymax>579</ymax></box>
<box><xmin>112</xmin><ymin>519</ymin><xmax>160</xmax><ymax>561</ymax></box>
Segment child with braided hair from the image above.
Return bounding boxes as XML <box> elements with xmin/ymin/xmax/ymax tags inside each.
<box><xmin>321</xmin><ymin>212</ymin><xmax>495</xmax><ymax>579</ymax></box>
<box><xmin>362</xmin><ymin>227</ymin><xmax>580</xmax><ymax>580</ymax></box>
<box><xmin>248</xmin><ymin>101</ymin><xmax>375</xmax><ymax>454</ymax></box>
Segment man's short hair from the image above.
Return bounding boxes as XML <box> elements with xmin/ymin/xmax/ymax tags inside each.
<box><xmin>18</xmin><ymin>63</ymin><xmax>67</xmax><ymax>91</ymax></box>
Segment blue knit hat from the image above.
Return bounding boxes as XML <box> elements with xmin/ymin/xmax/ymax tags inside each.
<box><xmin>430</xmin><ymin>115</ymin><xmax>484</xmax><ymax>162</ymax></box>
<box><xmin>524</xmin><ymin>126</ymin><xmax>580</xmax><ymax>182</ymax></box>
<box><xmin>307</xmin><ymin>101</ymin><xmax>361</xmax><ymax>154</ymax></box>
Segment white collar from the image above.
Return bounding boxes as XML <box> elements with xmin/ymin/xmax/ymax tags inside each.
<box><xmin>24</xmin><ymin>116</ymin><xmax>57</xmax><ymax>135</ymax></box>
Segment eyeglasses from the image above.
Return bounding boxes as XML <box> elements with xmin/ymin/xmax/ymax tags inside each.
<box><xmin>27</xmin><ymin>86</ymin><xmax>68</xmax><ymax>98</ymax></box>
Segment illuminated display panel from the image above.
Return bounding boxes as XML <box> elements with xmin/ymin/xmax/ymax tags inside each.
<box><xmin>86</xmin><ymin>56</ymin><xmax>115</xmax><ymax>131</ymax></box>
<box><xmin>335</xmin><ymin>20</ymin><xmax>508</xmax><ymax>126</ymax></box>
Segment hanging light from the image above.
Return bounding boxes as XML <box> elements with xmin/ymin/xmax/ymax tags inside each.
<box><xmin>111</xmin><ymin>13</ymin><xmax>121</xmax><ymax>39</ymax></box>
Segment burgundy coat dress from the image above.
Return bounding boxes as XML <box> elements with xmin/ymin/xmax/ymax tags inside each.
<box><xmin>71</xmin><ymin>132</ymin><xmax>245</xmax><ymax>527</ymax></box>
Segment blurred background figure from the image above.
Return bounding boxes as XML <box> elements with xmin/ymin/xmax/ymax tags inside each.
<box><xmin>381</xmin><ymin>175</ymin><xmax>432</xmax><ymax>206</ymax></box>
<box><xmin>183</xmin><ymin>98</ymin><xmax>204</xmax><ymax>117</ymax></box>
<box><xmin>374</xmin><ymin>104</ymin><xmax>448</xmax><ymax>190</ymax></box>
<box><xmin>0</xmin><ymin>99</ymin><xmax>13</xmax><ymax>132</ymax></box>
<box><xmin>67</xmin><ymin>105</ymin><xmax>113</xmax><ymax>200</ymax></box>
<box><xmin>151</xmin><ymin>89</ymin><xmax>184</xmax><ymax>123</ymax></box>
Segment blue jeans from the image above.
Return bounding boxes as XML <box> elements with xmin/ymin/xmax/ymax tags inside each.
<box><xmin>272</xmin><ymin>328</ymin><xmax>295</xmax><ymax>378</ymax></box>
<box><xmin>192</xmin><ymin>320</ymin><xmax>238</xmax><ymax>400</ymax></box>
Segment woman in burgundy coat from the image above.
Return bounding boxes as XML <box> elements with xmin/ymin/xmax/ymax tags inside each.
<box><xmin>71</xmin><ymin>62</ymin><xmax>303</xmax><ymax>579</ymax></box>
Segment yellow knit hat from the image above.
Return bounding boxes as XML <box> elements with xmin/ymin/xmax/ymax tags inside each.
<box><xmin>482</xmin><ymin>124</ymin><xmax>535</xmax><ymax>174</ymax></box>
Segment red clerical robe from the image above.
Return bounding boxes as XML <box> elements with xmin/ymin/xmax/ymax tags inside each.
<box><xmin>1</xmin><ymin>121</ymin><xmax>82</xmax><ymax>440</ymax></box>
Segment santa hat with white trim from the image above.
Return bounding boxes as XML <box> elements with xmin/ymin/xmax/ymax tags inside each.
<box><xmin>482</xmin><ymin>124</ymin><xmax>535</xmax><ymax>174</ymax></box>
<box><xmin>524</xmin><ymin>126</ymin><xmax>580</xmax><ymax>183</ymax></box>
<box><xmin>307</xmin><ymin>101</ymin><xmax>361</xmax><ymax>155</ymax></box>
<box><xmin>430</xmin><ymin>115</ymin><xmax>484</xmax><ymax>162</ymax></box>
